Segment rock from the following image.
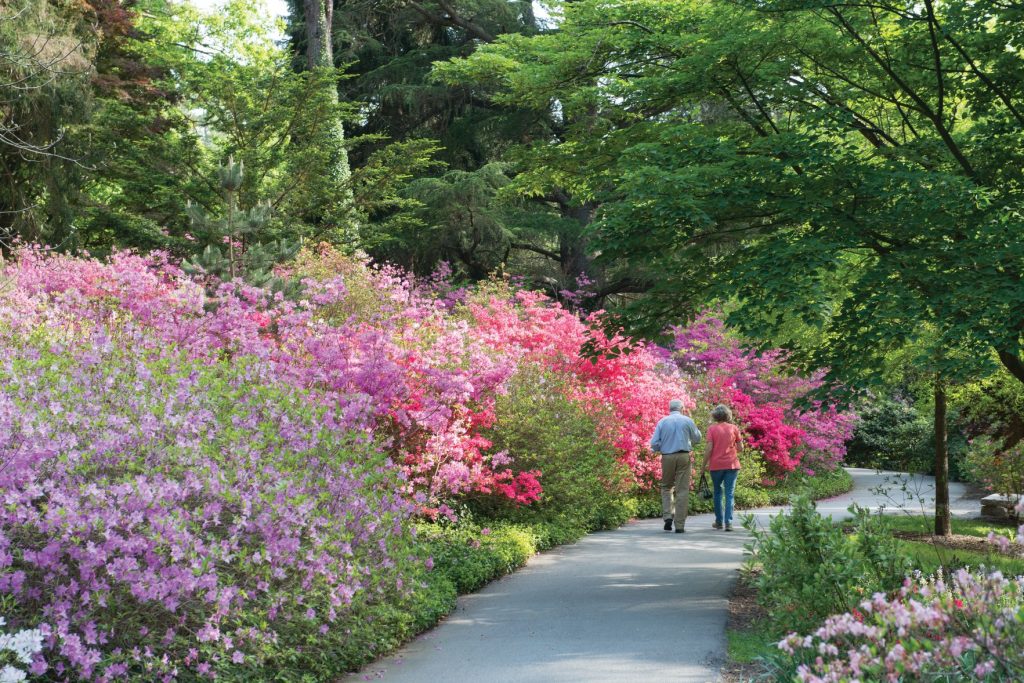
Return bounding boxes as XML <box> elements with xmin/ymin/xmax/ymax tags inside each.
<box><xmin>980</xmin><ymin>493</ymin><xmax>1020</xmax><ymax>521</ymax></box>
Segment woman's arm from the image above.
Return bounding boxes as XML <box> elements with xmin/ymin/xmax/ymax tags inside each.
<box><xmin>702</xmin><ymin>433</ymin><xmax>713</xmax><ymax>473</ymax></box>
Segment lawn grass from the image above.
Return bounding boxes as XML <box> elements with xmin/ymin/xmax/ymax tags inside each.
<box><xmin>881</xmin><ymin>513</ymin><xmax>1018</xmax><ymax>540</ymax></box>
<box><xmin>899</xmin><ymin>540</ymin><xmax>1024</xmax><ymax>577</ymax></box>
<box><xmin>727</xmin><ymin>624</ymin><xmax>774</xmax><ymax>664</ymax></box>
<box><xmin>843</xmin><ymin>513</ymin><xmax>1024</xmax><ymax>577</ymax></box>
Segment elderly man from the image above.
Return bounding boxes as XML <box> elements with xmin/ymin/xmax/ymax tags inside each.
<box><xmin>650</xmin><ymin>398</ymin><xmax>702</xmax><ymax>533</ymax></box>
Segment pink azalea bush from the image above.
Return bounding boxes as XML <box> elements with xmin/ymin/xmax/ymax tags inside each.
<box><xmin>5</xmin><ymin>246</ymin><xmax>534</xmax><ymax>514</ymax></box>
<box><xmin>673</xmin><ymin>313</ymin><xmax>856</xmax><ymax>476</ymax></box>
<box><xmin>771</xmin><ymin>567</ymin><xmax>1024</xmax><ymax>682</ymax></box>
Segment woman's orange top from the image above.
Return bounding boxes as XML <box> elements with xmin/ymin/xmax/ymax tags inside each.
<box><xmin>706</xmin><ymin>422</ymin><xmax>742</xmax><ymax>471</ymax></box>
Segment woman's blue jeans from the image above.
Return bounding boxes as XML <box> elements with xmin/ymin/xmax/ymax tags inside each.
<box><xmin>711</xmin><ymin>469</ymin><xmax>740</xmax><ymax>525</ymax></box>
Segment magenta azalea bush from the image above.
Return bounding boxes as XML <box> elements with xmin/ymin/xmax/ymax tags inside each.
<box><xmin>673</xmin><ymin>314</ymin><xmax>856</xmax><ymax>476</ymax></box>
<box><xmin>771</xmin><ymin>568</ymin><xmax>1024</xmax><ymax>682</ymax></box>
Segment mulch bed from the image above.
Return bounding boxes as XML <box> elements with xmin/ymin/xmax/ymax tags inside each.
<box><xmin>720</xmin><ymin>574</ymin><xmax>769</xmax><ymax>683</ymax></box>
<box><xmin>892</xmin><ymin>530</ymin><xmax>1024</xmax><ymax>557</ymax></box>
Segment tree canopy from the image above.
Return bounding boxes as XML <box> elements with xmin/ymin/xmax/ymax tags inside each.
<box><xmin>435</xmin><ymin>0</ymin><xmax>1024</xmax><ymax>393</ymax></box>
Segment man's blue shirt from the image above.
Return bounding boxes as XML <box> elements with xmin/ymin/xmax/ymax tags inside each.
<box><xmin>650</xmin><ymin>410</ymin><xmax>702</xmax><ymax>453</ymax></box>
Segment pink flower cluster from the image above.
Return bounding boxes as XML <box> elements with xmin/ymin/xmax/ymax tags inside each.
<box><xmin>987</xmin><ymin>501</ymin><xmax>1024</xmax><ymax>554</ymax></box>
<box><xmin>5</xmin><ymin>246</ymin><xmax>530</xmax><ymax>512</ymax></box>
<box><xmin>776</xmin><ymin>568</ymin><xmax>1024</xmax><ymax>681</ymax></box>
<box><xmin>672</xmin><ymin>313</ymin><xmax>856</xmax><ymax>475</ymax></box>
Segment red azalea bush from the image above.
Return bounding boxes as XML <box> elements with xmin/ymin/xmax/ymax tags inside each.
<box><xmin>466</xmin><ymin>285</ymin><xmax>693</xmax><ymax>488</ymax></box>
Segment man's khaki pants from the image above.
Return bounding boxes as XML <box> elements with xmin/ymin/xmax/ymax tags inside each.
<box><xmin>661</xmin><ymin>451</ymin><xmax>692</xmax><ymax>528</ymax></box>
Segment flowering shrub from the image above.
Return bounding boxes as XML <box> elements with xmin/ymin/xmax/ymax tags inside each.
<box><xmin>746</xmin><ymin>496</ymin><xmax>912</xmax><ymax>634</ymax></box>
<box><xmin>6</xmin><ymin>246</ymin><xmax>529</xmax><ymax>513</ymax></box>
<box><xmin>962</xmin><ymin>435</ymin><xmax>1024</xmax><ymax>496</ymax></box>
<box><xmin>467</xmin><ymin>286</ymin><xmax>693</xmax><ymax>488</ymax></box>
<box><xmin>673</xmin><ymin>313</ymin><xmax>856</xmax><ymax>476</ymax></box>
<box><xmin>768</xmin><ymin>569</ymin><xmax>1024</xmax><ymax>682</ymax></box>
<box><xmin>0</xmin><ymin>330</ymin><xmax>418</xmax><ymax>679</ymax></box>
<box><xmin>474</xmin><ymin>367</ymin><xmax>633</xmax><ymax>531</ymax></box>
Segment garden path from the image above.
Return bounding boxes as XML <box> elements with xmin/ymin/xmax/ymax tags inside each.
<box><xmin>345</xmin><ymin>468</ymin><xmax>979</xmax><ymax>683</ymax></box>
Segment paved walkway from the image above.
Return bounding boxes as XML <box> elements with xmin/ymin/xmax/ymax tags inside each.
<box><xmin>346</xmin><ymin>469</ymin><xmax>980</xmax><ymax>683</ymax></box>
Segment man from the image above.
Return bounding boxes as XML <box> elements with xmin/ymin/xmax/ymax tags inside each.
<box><xmin>650</xmin><ymin>399</ymin><xmax>702</xmax><ymax>533</ymax></box>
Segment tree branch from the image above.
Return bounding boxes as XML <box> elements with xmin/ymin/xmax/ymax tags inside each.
<box><xmin>512</xmin><ymin>241</ymin><xmax>562</xmax><ymax>262</ymax></box>
<box><xmin>999</xmin><ymin>350</ymin><xmax>1024</xmax><ymax>385</ymax></box>
<box><xmin>407</xmin><ymin>1</ymin><xmax>496</xmax><ymax>43</ymax></box>
<box><xmin>826</xmin><ymin>7</ymin><xmax>977</xmax><ymax>179</ymax></box>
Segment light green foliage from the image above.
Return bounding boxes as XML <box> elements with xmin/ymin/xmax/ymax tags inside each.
<box><xmin>746</xmin><ymin>497</ymin><xmax>912</xmax><ymax>634</ymax></box>
<box><xmin>3</xmin><ymin>0</ymin><xmax>438</xmax><ymax>258</ymax></box>
<box><xmin>417</xmin><ymin>521</ymin><xmax>544</xmax><ymax>594</ymax></box>
<box><xmin>474</xmin><ymin>367</ymin><xmax>633</xmax><ymax>532</ymax></box>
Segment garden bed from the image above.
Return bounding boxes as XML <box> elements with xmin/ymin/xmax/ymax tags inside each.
<box><xmin>727</xmin><ymin>509</ymin><xmax>1024</xmax><ymax>681</ymax></box>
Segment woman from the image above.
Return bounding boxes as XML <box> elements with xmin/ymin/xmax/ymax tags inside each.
<box><xmin>701</xmin><ymin>404</ymin><xmax>743</xmax><ymax>531</ymax></box>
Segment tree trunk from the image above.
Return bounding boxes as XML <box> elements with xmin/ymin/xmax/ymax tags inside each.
<box><xmin>934</xmin><ymin>376</ymin><xmax>951</xmax><ymax>536</ymax></box>
<box><xmin>302</xmin><ymin>0</ymin><xmax>355</xmax><ymax>239</ymax></box>
<box><xmin>303</xmin><ymin>0</ymin><xmax>332</xmax><ymax>71</ymax></box>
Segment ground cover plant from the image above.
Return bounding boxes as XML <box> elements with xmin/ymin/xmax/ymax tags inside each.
<box><xmin>0</xmin><ymin>246</ymin><xmax>856</xmax><ymax>679</ymax></box>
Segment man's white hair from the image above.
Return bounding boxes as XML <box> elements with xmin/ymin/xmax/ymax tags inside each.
<box><xmin>669</xmin><ymin>399</ymin><xmax>684</xmax><ymax>411</ymax></box>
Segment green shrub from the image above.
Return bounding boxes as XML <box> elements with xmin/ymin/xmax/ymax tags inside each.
<box><xmin>745</xmin><ymin>496</ymin><xmax>912</xmax><ymax>634</ymax></box>
<box><xmin>845</xmin><ymin>397</ymin><xmax>934</xmax><ymax>471</ymax></box>
<box><xmin>474</xmin><ymin>368</ymin><xmax>632</xmax><ymax>531</ymax></box>
<box><xmin>416</xmin><ymin>521</ymin><xmax>541</xmax><ymax>594</ymax></box>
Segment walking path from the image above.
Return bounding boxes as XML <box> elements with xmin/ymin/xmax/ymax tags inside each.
<box><xmin>346</xmin><ymin>469</ymin><xmax>980</xmax><ymax>683</ymax></box>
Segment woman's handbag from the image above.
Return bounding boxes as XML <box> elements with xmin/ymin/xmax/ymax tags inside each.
<box><xmin>698</xmin><ymin>472</ymin><xmax>713</xmax><ymax>501</ymax></box>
